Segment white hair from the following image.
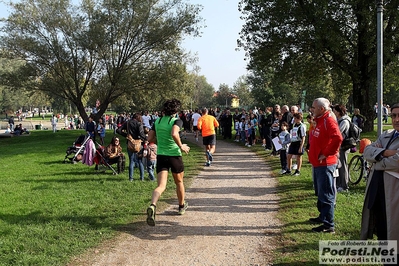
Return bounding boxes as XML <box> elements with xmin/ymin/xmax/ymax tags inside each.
<box><xmin>314</xmin><ymin>98</ymin><xmax>331</xmax><ymax>111</ymax></box>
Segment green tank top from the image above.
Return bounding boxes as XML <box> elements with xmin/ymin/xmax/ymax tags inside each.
<box><xmin>155</xmin><ymin>116</ymin><xmax>182</xmax><ymax>156</ymax></box>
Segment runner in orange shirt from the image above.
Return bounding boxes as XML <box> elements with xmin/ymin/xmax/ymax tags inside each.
<box><xmin>197</xmin><ymin>108</ymin><xmax>220</xmax><ymax>166</ymax></box>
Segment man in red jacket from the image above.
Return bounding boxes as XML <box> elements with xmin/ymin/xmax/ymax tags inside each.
<box><xmin>308</xmin><ymin>97</ymin><xmax>343</xmax><ymax>233</ymax></box>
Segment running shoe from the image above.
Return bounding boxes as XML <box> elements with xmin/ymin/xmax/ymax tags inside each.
<box><xmin>146</xmin><ymin>205</ymin><xmax>156</xmax><ymax>226</ymax></box>
<box><xmin>206</xmin><ymin>150</ymin><xmax>213</xmax><ymax>162</ymax></box>
<box><xmin>178</xmin><ymin>202</ymin><xmax>188</xmax><ymax>215</ymax></box>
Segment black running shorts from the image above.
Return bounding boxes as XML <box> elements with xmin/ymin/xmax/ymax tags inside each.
<box><xmin>202</xmin><ymin>135</ymin><xmax>216</xmax><ymax>146</ymax></box>
<box><xmin>156</xmin><ymin>155</ymin><xmax>184</xmax><ymax>174</ymax></box>
<box><xmin>288</xmin><ymin>141</ymin><xmax>304</xmax><ymax>155</ymax></box>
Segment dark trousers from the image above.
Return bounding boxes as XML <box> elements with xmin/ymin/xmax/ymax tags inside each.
<box><xmin>107</xmin><ymin>155</ymin><xmax>125</xmax><ymax>173</ymax></box>
<box><xmin>223</xmin><ymin>126</ymin><xmax>232</xmax><ymax>139</ymax></box>
<box><xmin>263</xmin><ymin>127</ymin><xmax>272</xmax><ymax>149</ymax></box>
<box><xmin>368</xmin><ymin>170</ymin><xmax>387</xmax><ymax>240</ymax></box>
<box><xmin>280</xmin><ymin>149</ymin><xmax>287</xmax><ymax>170</ymax></box>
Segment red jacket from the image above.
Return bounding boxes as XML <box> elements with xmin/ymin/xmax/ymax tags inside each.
<box><xmin>308</xmin><ymin>111</ymin><xmax>342</xmax><ymax>167</ymax></box>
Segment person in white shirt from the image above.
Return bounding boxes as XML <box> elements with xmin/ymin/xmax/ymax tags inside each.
<box><xmin>191</xmin><ymin>109</ymin><xmax>202</xmax><ymax>142</ymax></box>
<box><xmin>51</xmin><ymin>115</ymin><xmax>58</xmax><ymax>133</ymax></box>
<box><xmin>142</xmin><ymin>110</ymin><xmax>152</xmax><ymax>129</ymax></box>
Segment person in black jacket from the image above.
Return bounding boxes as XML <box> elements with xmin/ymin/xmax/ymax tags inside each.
<box><xmin>85</xmin><ymin>116</ymin><xmax>96</xmax><ymax>142</ymax></box>
<box><xmin>117</xmin><ymin>113</ymin><xmax>147</xmax><ymax>181</ymax></box>
<box><xmin>221</xmin><ymin>109</ymin><xmax>233</xmax><ymax>139</ymax></box>
<box><xmin>261</xmin><ymin>107</ymin><xmax>274</xmax><ymax>151</ymax></box>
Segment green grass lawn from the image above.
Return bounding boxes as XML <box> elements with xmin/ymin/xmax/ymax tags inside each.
<box><xmin>0</xmin><ymin>130</ymin><xmax>203</xmax><ymax>266</ymax></box>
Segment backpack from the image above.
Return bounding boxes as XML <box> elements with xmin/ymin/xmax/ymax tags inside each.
<box><xmin>357</xmin><ymin>116</ymin><xmax>364</xmax><ymax>129</ymax></box>
<box><xmin>340</xmin><ymin>118</ymin><xmax>362</xmax><ymax>150</ymax></box>
<box><xmin>355</xmin><ymin>114</ymin><xmax>365</xmax><ymax>129</ymax></box>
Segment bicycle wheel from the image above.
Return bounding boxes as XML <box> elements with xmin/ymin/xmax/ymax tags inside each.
<box><xmin>348</xmin><ymin>155</ymin><xmax>364</xmax><ymax>185</ymax></box>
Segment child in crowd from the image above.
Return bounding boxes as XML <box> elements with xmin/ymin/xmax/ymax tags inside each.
<box><xmin>143</xmin><ymin>127</ymin><xmax>157</xmax><ymax>181</ymax></box>
<box><xmin>239</xmin><ymin>117</ymin><xmax>246</xmax><ymax>143</ymax></box>
<box><xmin>278</xmin><ymin>121</ymin><xmax>291</xmax><ymax>174</ymax></box>
<box><xmin>270</xmin><ymin>111</ymin><xmax>281</xmax><ymax>156</ymax></box>
<box><xmin>234</xmin><ymin>118</ymin><xmax>240</xmax><ymax>142</ymax></box>
<box><xmin>286</xmin><ymin>113</ymin><xmax>306</xmax><ymax>176</ymax></box>
<box><xmin>97</xmin><ymin>119</ymin><xmax>106</xmax><ymax>145</ymax></box>
<box><xmin>145</xmin><ymin>141</ymin><xmax>157</xmax><ymax>181</ymax></box>
<box><xmin>245</xmin><ymin>118</ymin><xmax>253</xmax><ymax>147</ymax></box>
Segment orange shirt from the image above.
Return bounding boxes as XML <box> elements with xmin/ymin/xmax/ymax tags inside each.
<box><xmin>197</xmin><ymin>114</ymin><xmax>219</xmax><ymax>137</ymax></box>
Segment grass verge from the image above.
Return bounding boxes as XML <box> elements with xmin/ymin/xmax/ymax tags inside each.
<box><xmin>237</xmin><ymin>129</ymin><xmax>379</xmax><ymax>265</ymax></box>
<box><xmin>0</xmin><ymin>130</ymin><xmax>203</xmax><ymax>266</ymax></box>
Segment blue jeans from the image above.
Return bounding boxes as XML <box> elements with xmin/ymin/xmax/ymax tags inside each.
<box><xmin>147</xmin><ymin>160</ymin><xmax>156</xmax><ymax>181</ymax></box>
<box><xmin>240</xmin><ymin>131</ymin><xmax>246</xmax><ymax>142</ymax></box>
<box><xmin>128</xmin><ymin>150</ymin><xmax>144</xmax><ymax>180</ymax></box>
<box><xmin>314</xmin><ymin>165</ymin><xmax>337</xmax><ymax>228</ymax></box>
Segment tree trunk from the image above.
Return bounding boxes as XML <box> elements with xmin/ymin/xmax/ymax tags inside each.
<box><xmin>75</xmin><ymin>101</ymin><xmax>88</xmax><ymax>123</ymax></box>
<box><xmin>352</xmin><ymin>77</ymin><xmax>374</xmax><ymax>133</ymax></box>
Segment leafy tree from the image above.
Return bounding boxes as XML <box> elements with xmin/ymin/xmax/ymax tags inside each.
<box><xmin>0</xmin><ymin>0</ymin><xmax>202</xmax><ymax>121</ymax></box>
<box><xmin>0</xmin><ymin>55</ymin><xmax>52</xmax><ymax>116</ymax></box>
<box><xmin>238</xmin><ymin>0</ymin><xmax>399</xmax><ymax>132</ymax></box>
<box><xmin>232</xmin><ymin>75</ymin><xmax>254</xmax><ymax>109</ymax></box>
<box><xmin>191</xmin><ymin>74</ymin><xmax>215</xmax><ymax>110</ymax></box>
<box><xmin>246</xmin><ymin>67</ymin><xmax>277</xmax><ymax>108</ymax></box>
<box><xmin>215</xmin><ymin>83</ymin><xmax>232</xmax><ymax>108</ymax></box>
<box><xmin>383</xmin><ymin>60</ymin><xmax>399</xmax><ymax>106</ymax></box>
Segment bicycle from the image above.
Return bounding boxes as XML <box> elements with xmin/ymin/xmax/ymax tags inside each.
<box><xmin>348</xmin><ymin>154</ymin><xmax>371</xmax><ymax>185</ymax></box>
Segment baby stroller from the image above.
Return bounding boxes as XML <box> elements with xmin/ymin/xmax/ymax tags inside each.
<box><xmin>64</xmin><ymin>134</ymin><xmax>119</xmax><ymax>175</ymax></box>
<box><xmin>64</xmin><ymin>134</ymin><xmax>89</xmax><ymax>163</ymax></box>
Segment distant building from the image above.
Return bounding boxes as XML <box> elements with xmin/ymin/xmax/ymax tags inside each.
<box><xmin>213</xmin><ymin>91</ymin><xmax>240</xmax><ymax>108</ymax></box>
<box><xmin>231</xmin><ymin>97</ymin><xmax>239</xmax><ymax>108</ymax></box>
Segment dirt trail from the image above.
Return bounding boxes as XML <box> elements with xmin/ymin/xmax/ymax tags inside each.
<box><xmin>69</xmin><ymin>136</ymin><xmax>281</xmax><ymax>266</ymax></box>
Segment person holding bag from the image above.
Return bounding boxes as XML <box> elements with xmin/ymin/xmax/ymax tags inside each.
<box><xmin>117</xmin><ymin>113</ymin><xmax>147</xmax><ymax>181</ymax></box>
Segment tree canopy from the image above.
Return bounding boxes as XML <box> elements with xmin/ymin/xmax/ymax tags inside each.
<box><xmin>239</xmin><ymin>0</ymin><xmax>399</xmax><ymax>131</ymax></box>
<box><xmin>0</xmin><ymin>0</ymin><xmax>203</xmax><ymax>120</ymax></box>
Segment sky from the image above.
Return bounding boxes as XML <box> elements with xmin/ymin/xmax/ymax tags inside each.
<box><xmin>181</xmin><ymin>0</ymin><xmax>248</xmax><ymax>89</ymax></box>
<box><xmin>0</xmin><ymin>0</ymin><xmax>248</xmax><ymax>89</ymax></box>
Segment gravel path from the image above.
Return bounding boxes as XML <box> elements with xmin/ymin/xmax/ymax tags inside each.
<box><xmin>69</xmin><ymin>136</ymin><xmax>281</xmax><ymax>266</ymax></box>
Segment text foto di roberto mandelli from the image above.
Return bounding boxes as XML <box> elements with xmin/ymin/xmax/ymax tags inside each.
<box><xmin>325</xmin><ymin>240</ymin><xmax>392</xmax><ymax>246</ymax></box>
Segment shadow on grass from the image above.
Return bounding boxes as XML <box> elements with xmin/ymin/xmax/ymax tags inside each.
<box><xmin>21</xmin><ymin>174</ymin><xmax>125</xmax><ymax>183</ymax></box>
